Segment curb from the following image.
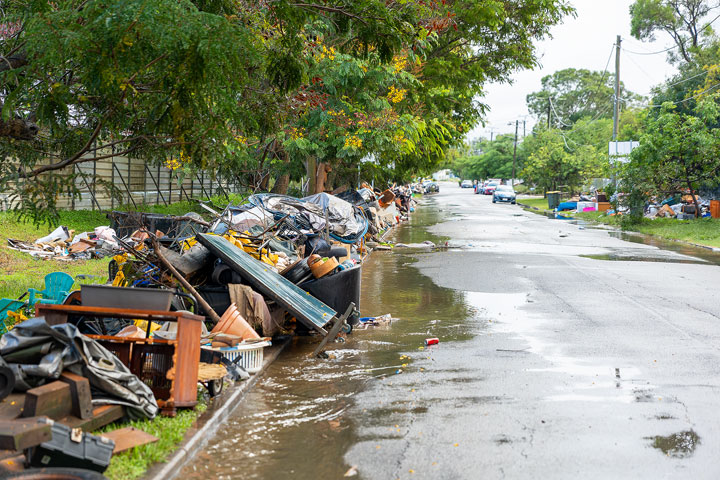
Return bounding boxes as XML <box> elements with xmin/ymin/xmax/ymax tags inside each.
<box><xmin>144</xmin><ymin>336</ymin><xmax>291</xmax><ymax>480</ymax></box>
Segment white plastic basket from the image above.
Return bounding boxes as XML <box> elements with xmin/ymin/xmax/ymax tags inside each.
<box><xmin>202</xmin><ymin>341</ymin><xmax>271</xmax><ymax>374</ymax></box>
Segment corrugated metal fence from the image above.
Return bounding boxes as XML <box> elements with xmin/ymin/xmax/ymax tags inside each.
<box><xmin>1</xmin><ymin>156</ymin><xmax>243</xmax><ymax>212</ymax></box>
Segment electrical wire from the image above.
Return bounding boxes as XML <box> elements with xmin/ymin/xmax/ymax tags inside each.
<box><xmin>645</xmin><ymin>79</ymin><xmax>720</xmax><ymax>108</ymax></box>
<box><xmin>623</xmin><ymin>44</ymin><xmax>679</xmax><ymax>56</ymax></box>
<box><xmin>548</xmin><ymin>97</ymin><xmax>572</xmax><ymax>127</ymax></box>
<box><xmin>623</xmin><ymin>50</ymin><xmax>658</xmax><ymax>85</ymax></box>
<box><xmin>665</xmin><ymin>69</ymin><xmax>710</xmax><ymax>88</ymax></box>
<box><xmin>544</xmin><ymin>45</ymin><xmax>615</xmax><ymax>130</ymax></box>
<box><xmin>623</xmin><ymin>13</ymin><xmax>720</xmax><ymax>56</ymax></box>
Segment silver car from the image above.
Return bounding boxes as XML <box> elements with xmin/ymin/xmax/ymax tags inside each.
<box><xmin>492</xmin><ymin>185</ymin><xmax>516</xmax><ymax>204</ymax></box>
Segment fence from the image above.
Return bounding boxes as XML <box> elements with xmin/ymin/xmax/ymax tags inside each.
<box><xmin>1</xmin><ymin>156</ymin><xmax>244</xmax><ymax>212</ymax></box>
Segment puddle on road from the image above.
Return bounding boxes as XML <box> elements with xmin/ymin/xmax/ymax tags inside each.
<box><xmin>648</xmin><ymin>430</ymin><xmax>700</xmax><ymax>458</ymax></box>
<box><xmin>531</xmin><ymin>207</ymin><xmax>720</xmax><ymax>265</ymax></box>
<box><xmin>180</xmin><ymin>197</ymin><xmax>476</xmax><ymax>480</ymax></box>
<box><xmin>608</xmin><ymin>231</ymin><xmax>720</xmax><ymax>266</ymax></box>
<box><xmin>580</xmin><ymin>252</ymin><xmax>707</xmax><ymax>265</ymax></box>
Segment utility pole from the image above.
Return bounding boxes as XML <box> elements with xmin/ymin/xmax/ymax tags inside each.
<box><xmin>523</xmin><ymin>120</ymin><xmax>526</xmax><ymax>138</ymax></box>
<box><xmin>613</xmin><ymin>35</ymin><xmax>621</xmax><ymax>141</ymax></box>
<box><xmin>512</xmin><ymin>120</ymin><xmax>519</xmax><ymax>187</ymax></box>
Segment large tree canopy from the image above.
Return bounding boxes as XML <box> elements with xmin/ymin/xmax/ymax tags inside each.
<box><xmin>630</xmin><ymin>0</ymin><xmax>719</xmax><ymax>63</ymax></box>
<box><xmin>526</xmin><ymin>68</ymin><xmax>639</xmax><ymax>128</ymax></box>
<box><xmin>0</xmin><ymin>0</ymin><xmax>574</xmax><ymax>222</ymax></box>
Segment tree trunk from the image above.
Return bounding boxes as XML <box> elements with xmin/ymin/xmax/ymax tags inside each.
<box><xmin>686</xmin><ymin>175</ymin><xmax>700</xmax><ymax>218</ymax></box>
<box><xmin>314</xmin><ymin>162</ymin><xmax>332</xmax><ymax>194</ymax></box>
<box><xmin>0</xmin><ymin>116</ymin><xmax>38</xmax><ymax>140</ymax></box>
<box><xmin>259</xmin><ymin>172</ymin><xmax>270</xmax><ymax>191</ymax></box>
<box><xmin>325</xmin><ymin>166</ymin><xmax>338</xmax><ymax>192</ymax></box>
<box><xmin>271</xmin><ymin>174</ymin><xmax>290</xmax><ymax>194</ymax></box>
<box><xmin>306</xmin><ymin>157</ymin><xmax>317</xmax><ymax>194</ymax></box>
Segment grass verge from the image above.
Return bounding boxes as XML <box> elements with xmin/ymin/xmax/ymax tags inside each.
<box><xmin>101</xmin><ymin>395</ymin><xmax>208</xmax><ymax>480</ymax></box>
<box><xmin>0</xmin><ymin>193</ymin><xmax>246</xmax><ymax>313</ymax></box>
<box><xmin>516</xmin><ymin>196</ymin><xmax>550</xmax><ymax>211</ymax></box>
<box><xmin>0</xmin><ymin>210</ymin><xmax>112</xmax><ymax>304</ymax></box>
<box><xmin>575</xmin><ymin>211</ymin><xmax>720</xmax><ymax>249</ymax></box>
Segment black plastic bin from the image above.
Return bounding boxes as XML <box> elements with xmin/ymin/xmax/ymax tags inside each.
<box><xmin>300</xmin><ymin>265</ymin><xmax>361</xmax><ymax>325</ymax></box>
<box><xmin>546</xmin><ymin>191</ymin><xmax>561</xmax><ymax>210</ymax></box>
<box><xmin>196</xmin><ymin>285</ymin><xmax>231</xmax><ymax>317</ymax></box>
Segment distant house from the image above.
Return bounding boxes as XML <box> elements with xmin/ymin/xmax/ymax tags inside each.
<box><xmin>433</xmin><ymin>169</ymin><xmax>456</xmax><ymax>180</ymax></box>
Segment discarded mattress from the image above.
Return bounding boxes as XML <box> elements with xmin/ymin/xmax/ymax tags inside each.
<box><xmin>196</xmin><ymin>234</ymin><xmax>336</xmax><ymax>334</ymax></box>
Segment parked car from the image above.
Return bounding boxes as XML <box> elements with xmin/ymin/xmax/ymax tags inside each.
<box><xmin>460</xmin><ymin>180</ymin><xmax>473</xmax><ymax>188</ymax></box>
<box><xmin>492</xmin><ymin>185</ymin><xmax>516</xmax><ymax>204</ymax></box>
<box><xmin>425</xmin><ymin>182</ymin><xmax>440</xmax><ymax>193</ymax></box>
<box><xmin>483</xmin><ymin>182</ymin><xmax>499</xmax><ymax>195</ymax></box>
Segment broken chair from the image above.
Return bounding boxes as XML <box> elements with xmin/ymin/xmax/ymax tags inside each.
<box><xmin>27</xmin><ymin>272</ymin><xmax>75</xmax><ymax>306</ymax></box>
<box><xmin>0</xmin><ymin>299</ymin><xmax>25</xmax><ymax>334</ymax></box>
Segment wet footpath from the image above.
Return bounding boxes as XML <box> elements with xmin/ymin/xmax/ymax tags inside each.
<box><xmin>180</xmin><ymin>184</ymin><xmax>720</xmax><ymax>480</ymax></box>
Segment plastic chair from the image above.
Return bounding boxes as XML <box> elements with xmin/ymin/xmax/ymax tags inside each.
<box><xmin>28</xmin><ymin>272</ymin><xmax>75</xmax><ymax>306</ymax></box>
<box><xmin>0</xmin><ymin>298</ymin><xmax>25</xmax><ymax>334</ymax></box>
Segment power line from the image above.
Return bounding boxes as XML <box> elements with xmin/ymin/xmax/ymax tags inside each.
<box><xmin>665</xmin><ymin>69</ymin><xmax>710</xmax><ymax>88</ymax></box>
<box><xmin>622</xmin><ymin>15</ymin><xmax>720</xmax><ymax>57</ymax></box>
<box><xmin>647</xmin><ymin>79</ymin><xmax>720</xmax><ymax>108</ymax></box>
<box><xmin>548</xmin><ymin>44</ymin><xmax>615</xmax><ymax>127</ymax></box>
<box><xmin>622</xmin><ymin>49</ymin><xmax>657</xmax><ymax>84</ymax></box>
<box><xmin>620</xmin><ymin>50</ymin><xmax>711</xmax><ymax>97</ymax></box>
<box><xmin>548</xmin><ymin>97</ymin><xmax>572</xmax><ymax>127</ymax></box>
<box><xmin>623</xmin><ymin>44</ymin><xmax>678</xmax><ymax>56</ymax></box>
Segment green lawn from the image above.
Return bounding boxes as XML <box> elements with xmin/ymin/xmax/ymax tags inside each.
<box><xmin>0</xmin><ymin>192</ymin><xmax>246</xmax><ymax>318</ymax></box>
<box><xmin>102</xmin><ymin>396</ymin><xmax>208</xmax><ymax>480</ymax></box>
<box><xmin>575</xmin><ymin>212</ymin><xmax>720</xmax><ymax>249</ymax></box>
<box><xmin>0</xmin><ymin>210</ymin><xmax>113</xmax><ymax>306</ymax></box>
<box><xmin>515</xmin><ymin>196</ymin><xmax>720</xmax><ymax>249</ymax></box>
<box><xmin>516</xmin><ymin>196</ymin><xmax>551</xmax><ymax>210</ymax></box>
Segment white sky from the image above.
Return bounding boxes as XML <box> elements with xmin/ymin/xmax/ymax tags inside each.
<box><xmin>468</xmin><ymin>0</ymin><xmax>679</xmax><ymax>141</ymax></box>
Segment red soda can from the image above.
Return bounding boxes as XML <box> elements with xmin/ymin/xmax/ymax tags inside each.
<box><xmin>424</xmin><ymin>338</ymin><xmax>439</xmax><ymax>346</ymax></box>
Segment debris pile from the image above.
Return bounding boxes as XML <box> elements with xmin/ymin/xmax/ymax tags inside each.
<box><xmin>0</xmin><ymin>182</ymin><xmax>419</xmax><ymax>476</ymax></box>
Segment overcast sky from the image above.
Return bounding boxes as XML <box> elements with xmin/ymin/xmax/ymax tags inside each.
<box><xmin>468</xmin><ymin>0</ymin><xmax>679</xmax><ymax>141</ymax></box>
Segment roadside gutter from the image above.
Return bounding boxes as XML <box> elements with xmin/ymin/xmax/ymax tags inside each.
<box><xmin>144</xmin><ymin>336</ymin><xmax>291</xmax><ymax>480</ymax></box>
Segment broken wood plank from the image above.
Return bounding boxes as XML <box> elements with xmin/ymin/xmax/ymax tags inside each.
<box><xmin>23</xmin><ymin>381</ymin><xmax>72</xmax><ymax>419</ymax></box>
<box><xmin>0</xmin><ymin>394</ymin><xmax>25</xmax><ymax>420</ymax></box>
<box><xmin>0</xmin><ymin>417</ymin><xmax>52</xmax><ymax>450</ymax></box>
<box><xmin>61</xmin><ymin>405</ymin><xmax>125</xmax><ymax>432</ymax></box>
<box><xmin>59</xmin><ymin>372</ymin><xmax>93</xmax><ymax>419</ymax></box>
<box><xmin>101</xmin><ymin>427</ymin><xmax>158</xmax><ymax>453</ymax></box>
<box><xmin>0</xmin><ymin>451</ymin><xmax>25</xmax><ymax>473</ymax></box>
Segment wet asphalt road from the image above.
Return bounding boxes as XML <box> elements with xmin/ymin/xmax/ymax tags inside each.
<box><xmin>182</xmin><ymin>182</ymin><xmax>720</xmax><ymax>480</ymax></box>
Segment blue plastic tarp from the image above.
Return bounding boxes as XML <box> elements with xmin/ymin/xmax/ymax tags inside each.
<box><xmin>556</xmin><ymin>201</ymin><xmax>577</xmax><ymax>212</ymax></box>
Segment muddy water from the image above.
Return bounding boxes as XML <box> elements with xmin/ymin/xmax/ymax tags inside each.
<box><xmin>181</xmin><ymin>197</ymin><xmax>476</xmax><ymax>480</ymax></box>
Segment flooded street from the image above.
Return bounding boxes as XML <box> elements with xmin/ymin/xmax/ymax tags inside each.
<box><xmin>182</xmin><ymin>194</ymin><xmax>478</xmax><ymax>479</ymax></box>
<box><xmin>181</xmin><ymin>184</ymin><xmax>720</xmax><ymax>479</ymax></box>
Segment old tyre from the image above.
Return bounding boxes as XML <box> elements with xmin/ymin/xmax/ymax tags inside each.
<box><xmin>208</xmin><ymin>378</ymin><xmax>224</xmax><ymax>397</ymax></box>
